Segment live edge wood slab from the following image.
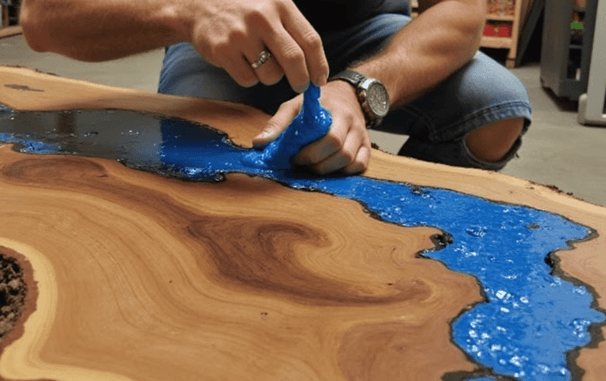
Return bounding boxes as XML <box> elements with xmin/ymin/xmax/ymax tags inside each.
<box><xmin>0</xmin><ymin>65</ymin><xmax>605</xmax><ymax>380</ymax></box>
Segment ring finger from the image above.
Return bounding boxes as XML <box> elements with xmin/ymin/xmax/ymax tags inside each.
<box><xmin>246</xmin><ymin>46</ymin><xmax>285</xmax><ymax>86</ymax></box>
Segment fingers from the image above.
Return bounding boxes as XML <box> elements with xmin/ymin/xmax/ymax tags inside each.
<box><xmin>302</xmin><ymin>128</ymin><xmax>370</xmax><ymax>175</ymax></box>
<box><xmin>195</xmin><ymin>1</ymin><xmax>329</xmax><ymax>93</ymax></box>
<box><xmin>243</xmin><ymin>2</ymin><xmax>328</xmax><ymax>92</ymax></box>
<box><xmin>252</xmin><ymin>80</ymin><xmax>370</xmax><ymax>175</ymax></box>
<box><xmin>263</xmin><ymin>34</ymin><xmax>309</xmax><ymax>93</ymax></box>
<box><xmin>294</xmin><ymin>113</ymin><xmax>370</xmax><ymax>175</ymax></box>
<box><xmin>341</xmin><ymin>143</ymin><xmax>371</xmax><ymax>175</ymax></box>
<box><xmin>259</xmin><ymin>1</ymin><xmax>328</xmax><ymax>92</ymax></box>
<box><xmin>207</xmin><ymin>38</ymin><xmax>285</xmax><ymax>87</ymax></box>
<box><xmin>217</xmin><ymin>52</ymin><xmax>259</xmax><ymax>88</ymax></box>
<box><xmin>245</xmin><ymin>48</ymin><xmax>284</xmax><ymax>86</ymax></box>
<box><xmin>279</xmin><ymin>3</ymin><xmax>329</xmax><ymax>88</ymax></box>
<box><xmin>244</xmin><ymin>17</ymin><xmax>309</xmax><ymax>92</ymax></box>
<box><xmin>200</xmin><ymin>25</ymin><xmax>261</xmax><ymax>88</ymax></box>
<box><xmin>252</xmin><ymin>97</ymin><xmax>302</xmax><ymax>146</ymax></box>
<box><xmin>253</xmin><ymin>100</ymin><xmax>370</xmax><ymax>175</ymax></box>
<box><xmin>294</xmin><ymin>126</ymin><xmax>345</xmax><ymax>166</ymax></box>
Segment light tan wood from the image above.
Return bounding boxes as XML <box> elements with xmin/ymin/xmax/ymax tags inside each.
<box><xmin>480</xmin><ymin>36</ymin><xmax>513</xmax><ymax>49</ymax></box>
<box><xmin>0</xmin><ymin>147</ymin><xmax>480</xmax><ymax>381</ymax></box>
<box><xmin>486</xmin><ymin>14</ymin><xmax>516</xmax><ymax>21</ymax></box>
<box><xmin>1</xmin><ymin>66</ymin><xmax>606</xmax><ymax>380</ymax></box>
<box><xmin>0</xmin><ymin>25</ymin><xmax>21</xmax><ymax>39</ymax></box>
<box><xmin>504</xmin><ymin>0</ymin><xmax>525</xmax><ymax>67</ymax></box>
<box><xmin>0</xmin><ymin>66</ymin><xmax>265</xmax><ymax>148</ymax></box>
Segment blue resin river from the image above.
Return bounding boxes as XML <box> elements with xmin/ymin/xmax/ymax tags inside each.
<box><xmin>0</xmin><ymin>86</ymin><xmax>604</xmax><ymax>381</ymax></box>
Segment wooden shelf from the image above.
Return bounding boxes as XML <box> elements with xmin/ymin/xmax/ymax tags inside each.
<box><xmin>486</xmin><ymin>14</ymin><xmax>516</xmax><ymax>21</ymax></box>
<box><xmin>482</xmin><ymin>0</ymin><xmax>535</xmax><ymax>68</ymax></box>
<box><xmin>481</xmin><ymin>36</ymin><xmax>514</xmax><ymax>49</ymax></box>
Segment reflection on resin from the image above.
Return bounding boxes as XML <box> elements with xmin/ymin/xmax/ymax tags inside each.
<box><xmin>0</xmin><ymin>86</ymin><xmax>604</xmax><ymax>381</ymax></box>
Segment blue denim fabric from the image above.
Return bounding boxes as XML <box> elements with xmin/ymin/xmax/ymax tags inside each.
<box><xmin>159</xmin><ymin>13</ymin><xmax>532</xmax><ymax>170</ymax></box>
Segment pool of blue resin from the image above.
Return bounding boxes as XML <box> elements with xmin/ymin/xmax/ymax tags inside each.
<box><xmin>1</xmin><ymin>86</ymin><xmax>604</xmax><ymax>381</ymax></box>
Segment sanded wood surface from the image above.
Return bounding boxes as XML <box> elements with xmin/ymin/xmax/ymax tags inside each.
<box><xmin>1</xmin><ymin>66</ymin><xmax>606</xmax><ymax>380</ymax></box>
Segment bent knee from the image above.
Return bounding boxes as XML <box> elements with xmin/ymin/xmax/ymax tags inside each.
<box><xmin>466</xmin><ymin>118</ymin><xmax>525</xmax><ymax>163</ymax></box>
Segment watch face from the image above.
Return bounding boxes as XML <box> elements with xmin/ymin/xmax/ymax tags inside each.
<box><xmin>366</xmin><ymin>82</ymin><xmax>389</xmax><ymax>118</ymax></box>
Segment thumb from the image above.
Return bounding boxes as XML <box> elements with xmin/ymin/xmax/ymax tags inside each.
<box><xmin>252</xmin><ymin>98</ymin><xmax>302</xmax><ymax>147</ymax></box>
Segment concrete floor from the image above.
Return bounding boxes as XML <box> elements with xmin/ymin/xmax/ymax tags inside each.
<box><xmin>1</xmin><ymin>34</ymin><xmax>605</xmax><ymax>206</ymax></box>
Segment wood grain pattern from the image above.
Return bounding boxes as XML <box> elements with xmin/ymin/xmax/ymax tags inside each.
<box><xmin>1</xmin><ymin>66</ymin><xmax>606</xmax><ymax>380</ymax></box>
<box><xmin>0</xmin><ymin>148</ymin><xmax>479</xmax><ymax>380</ymax></box>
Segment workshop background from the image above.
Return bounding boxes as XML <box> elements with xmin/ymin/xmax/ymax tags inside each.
<box><xmin>1</xmin><ymin>0</ymin><xmax>605</xmax><ymax>206</ymax></box>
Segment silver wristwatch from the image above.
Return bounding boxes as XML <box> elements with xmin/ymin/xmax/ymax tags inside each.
<box><xmin>329</xmin><ymin>69</ymin><xmax>390</xmax><ymax>128</ymax></box>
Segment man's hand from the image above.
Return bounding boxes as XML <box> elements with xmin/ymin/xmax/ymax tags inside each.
<box><xmin>21</xmin><ymin>0</ymin><xmax>329</xmax><ymax>93</ymax></box>
<box><xmin>190</xmin><ymin>0</ymin><xmax>329</xmax><ymax>92</ymax></box>
<box><xmin>252</xmin><ymin>81</ymin><xmax>371</xmax><ymax>175</ymax></box>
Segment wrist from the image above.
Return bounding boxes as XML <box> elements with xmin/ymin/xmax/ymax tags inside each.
<box><xmin>323</xmin><ymin>81</ymin><xmax>367</xmax><ymax>124</ymax></box>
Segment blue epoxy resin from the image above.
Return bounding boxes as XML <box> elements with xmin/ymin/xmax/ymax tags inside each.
<box><xmin>243</xmin><ymin>84</ymin><xmax>332</xmax><ymax>169</ymax></box>
<box><xmin>1</xmin><ymin>99</ymin><xmax>604</xmax><ymax>381</ymax></box>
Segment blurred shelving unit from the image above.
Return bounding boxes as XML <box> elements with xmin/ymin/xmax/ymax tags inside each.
<box><xmin>1</xmin><ymin>4</ymin><xmax>8</xmax><ymax>28</ymax></box>
<box><xmin>481</xmin><ymin>0</ymin><xmax>536</xmax><ymax>68</ymax></box>
<box><xmin>1</xmin><ymin>1</ymin><xmax>25</xmax><ymax>39</ymax></box>
<box><xmin>411</xmin><ymin>0</ymin><xmax>419</xmax><ymax>18</ymax></box>
<box><xmin>540</xmin><ymin>0</ymin><xmax>599</xmax><ymax>102</ymax></box>
<box><xmin>577</xmin><ymin>0</ymin><xmax>606</xmax><ymax>126</ymax></box>
<box><xmin>0</xmin><ymin>0</ymin><xmax>21</xmax><ymax>35</ymax></box>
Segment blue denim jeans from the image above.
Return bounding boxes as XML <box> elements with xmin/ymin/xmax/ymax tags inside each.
<box><xmin>159</xmin><ymin>13</ymin><xmax>532</xmax><ymax>170</ymax></box>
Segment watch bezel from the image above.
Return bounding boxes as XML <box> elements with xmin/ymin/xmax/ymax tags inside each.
<box><xmin>359</xmin><ymin>78</ymin><xmax>390</xmax><ymax>119</ymax></box>
<box><xmin>329</xmin><ymin>70</ymin><xmax>390</xmax><ymax>128</ymax></box>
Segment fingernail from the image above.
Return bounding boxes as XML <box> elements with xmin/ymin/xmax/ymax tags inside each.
<box><xmin>255</xmin><ymin>130</ymin><xmax>272</xmax><ymax>142</ymax></box>
<box><xmin>294</xmin><ymin>81</ymin><xmax>310</xmax><ymax>94</ymax></box>
<box><xmin>315</xmin><ymin>73</ymin><xmax>328</xmax><ymax>87</ymax></box>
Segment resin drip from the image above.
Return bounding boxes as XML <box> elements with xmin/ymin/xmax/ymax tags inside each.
<box><xmin>0</xmin><ymin>103</ymin><xmax>604</xmax><ymax>381</ymax></box>
<box><xmin>242</xmin><ymin>84</ymin><xmax>331</xmax><ymax>169</ymax></box>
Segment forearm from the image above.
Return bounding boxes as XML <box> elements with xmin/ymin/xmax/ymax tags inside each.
<box><xmin>354</xmin><ymin>0</ymin><xmax>486</xmax><ymax>107</ymax></box>
<box><xmin>20</xmin><ymin>0</ymin><xmax>190</xmax><ymax>61</ymax></box>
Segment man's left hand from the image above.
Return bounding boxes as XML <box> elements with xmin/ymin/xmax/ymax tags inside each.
<box><xmin>252</xmin><ymin>81</ymin><xmax>371</xmax><ymax>175</ymax></box>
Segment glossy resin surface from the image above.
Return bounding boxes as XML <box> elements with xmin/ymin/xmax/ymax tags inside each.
<box><xmin>0</xmin><ymin>87</ymin><xmax>603</xmax><ymax>380</ymax></box>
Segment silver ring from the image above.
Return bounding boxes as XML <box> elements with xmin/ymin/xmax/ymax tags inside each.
<box><xmin>251</xmin><ymin>50</ymin><xmax>271</xmax><ymax>69</ymax></box>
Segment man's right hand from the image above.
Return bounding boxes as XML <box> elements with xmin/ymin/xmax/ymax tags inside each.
<box><xmin>189</xmin><ymin>0</ymin><xmax>329</xmax><ymax>92</ymax></box>
<box><xmin>21</xmin><ymin>0</ymin><xmax>328</xmax><ymax>93</ymax></box>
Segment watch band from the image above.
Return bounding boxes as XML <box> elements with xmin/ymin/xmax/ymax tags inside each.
<box><xmin>331</xmin><ymin>70</ymin><xmax>367</xmax><ymax>87</ymax></box>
